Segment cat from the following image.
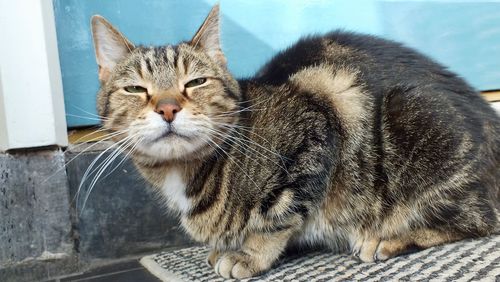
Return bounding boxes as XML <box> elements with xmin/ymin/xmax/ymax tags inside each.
<box><xmin>90</xmin><ymin>4</ymin><xmax>500</xmax><ymax>279</ymax></box>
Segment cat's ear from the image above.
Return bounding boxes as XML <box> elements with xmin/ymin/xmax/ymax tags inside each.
<box><xmin>91</xmin><ymin>15</ymin><xmax>134</xmax><ymax>82</ymax></box>
<box><xmin>190</xmin><ymin>5</ymin><xmax>226</xmax><ymax>66</ymax></box>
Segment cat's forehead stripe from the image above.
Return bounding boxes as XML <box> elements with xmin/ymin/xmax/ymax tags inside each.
<box><xmin>182</xmin><ymin>56</ymin><xmax>189</xmax><ymax>75</ymax></box>
<box><xmin>166</xmin><ymin>46</ymin><xmax>176</xmax><ymax>61</ymax></box>
<box><xmin>144</xmin><ymin>47</ymin><xmax>155</xmax><ymax>74</ymax></box>
<box><xmin>138</xmin><ymin>46</ymin><xmax>179</xmax><ymax>75</ymax></box>
<box><xmin>145</xmin><ymin>58</ymin><xmax>153</xmax><ymax>73</ymax></box>
<box><xmin>133</xmin><ymin>58</ymin><xmax>145</xmax><ymax>79</ymax></box>
<box><xmin>166</xmin><ymin>46</ymin><xmax>177</xmax><ymax>73</ymax></box>
<box><xmin>178</xmin><ymin>54</ymin><xmax>185</xmax><ymax>75</ymax></box>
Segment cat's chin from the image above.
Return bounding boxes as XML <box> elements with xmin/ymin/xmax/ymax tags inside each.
<box><xmin>134</xmin><ymin>134</ymin><xmax>212</xmax><ymax>162</ymax></box>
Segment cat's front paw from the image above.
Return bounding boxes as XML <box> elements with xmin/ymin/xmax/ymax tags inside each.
<box><xmin>210</xmin><ymin>251</ymin><xmax>264</xmax><ymax>279</ymax></box>
<box><xmin>351</xmin><ymin>237</ymin><xmax>381</xmax><ymax>262</ymax></box>
<box><xmin>351</xmin><ymin>236</ymin><xmax>418</xmax><ymax>262</ymax></box>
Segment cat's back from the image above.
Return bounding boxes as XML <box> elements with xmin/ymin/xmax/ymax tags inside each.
<box><xmin>255</xmin><ymin>30</ymin><xmax>464</xmax><ymax>90</ymax></box>
<box><xmin>252</xmin><ymin>30</ymin><xmax>499</xmax><ymax>129</ymax></box>
<box><xmin>248</xmin><ymin>31</ymin><xmax>500</xmax><ymax>206</ymax></box>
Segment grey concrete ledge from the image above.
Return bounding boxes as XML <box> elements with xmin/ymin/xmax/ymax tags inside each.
<box><xmin>1</xmin><ymin>145</ymin><xmax>193</xmax><ymax>281</ymax></box>
<box><xmin>0</xmin><ymin>148</ymin><xmax>75</xmax><ymax>281</ymax></box>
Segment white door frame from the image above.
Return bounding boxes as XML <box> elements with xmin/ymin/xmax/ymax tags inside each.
<box><xmin>0</xmin><ymin>0</ymin><xmax>67</xmax><ymax>151</ymax></box>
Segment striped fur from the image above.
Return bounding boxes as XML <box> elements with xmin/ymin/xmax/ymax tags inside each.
<box><xmin>91</xmin><ymin>5</ymin><xmax>500</xmax><ymax>279</ymax></box>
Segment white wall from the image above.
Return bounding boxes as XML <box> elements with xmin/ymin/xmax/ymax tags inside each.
<box><xmin>0</xmin><ymin>0</ymin><xmax>67</xmax><ymax>151</ymax></box>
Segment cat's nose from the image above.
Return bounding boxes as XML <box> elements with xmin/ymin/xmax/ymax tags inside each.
<box><xmin>155</xmin><ymin>98</ymin><xmax>182</xmax><ymax>123</ymax></box>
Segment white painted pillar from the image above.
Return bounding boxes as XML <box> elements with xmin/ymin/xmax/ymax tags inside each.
<box><xmin>0</xmin><ymin>0</ymin><xmax>68</xmax><ymax>151</ymax></box>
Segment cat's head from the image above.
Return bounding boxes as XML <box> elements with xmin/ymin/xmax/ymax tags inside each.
<box><xmin>91</xmin><ymin>5</ymin><xmax>240</xmax><ymax>164</ymax></box>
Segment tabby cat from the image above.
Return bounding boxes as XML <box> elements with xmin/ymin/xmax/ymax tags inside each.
<box><xmin>90</xmin><ymin>5</ymin><xmax>500</xmax><ymax>278</ymax></box>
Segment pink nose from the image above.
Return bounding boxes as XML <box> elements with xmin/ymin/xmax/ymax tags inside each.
<box><xmin>155</xmin><ymin>98</ymin><xmax>182</xmax><ymax>122</ymax></box>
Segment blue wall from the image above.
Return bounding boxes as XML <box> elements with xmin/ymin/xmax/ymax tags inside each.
<box><xmin>53</xmin><ymin>0</ymin><xmax>500</xmax><ymax>127</ymax></box>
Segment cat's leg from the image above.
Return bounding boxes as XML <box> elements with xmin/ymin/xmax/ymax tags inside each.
<box><xmin>353</xmin><ymin>229</ymin><xmax>464</xmax><ymax>262</ymax></box>
<box><xmin>208</xmin><ymin>229</ymin><xmax>295</xmax><ymax>279</ymax></box>
<box><xmin>374</xmin><ymin>229</ymin><xmax>464</xmax><ymax>261</ymax></box>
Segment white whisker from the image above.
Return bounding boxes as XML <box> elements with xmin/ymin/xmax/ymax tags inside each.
<box><xmin>42</xmin><ymin>129</ymin><xmax>129</xmax><ymax>184</ymax></box>
<box><xmin>75</xmin><ymin>135</ymin><xmax>135</xmax><ymax>213</ymax></box>
<box><xmin>200</xmin><ymin>134</ymin><xmax>261</xmax><ymax>190</ymax></box>
<box><xmin>68</xmin><ymin>127</ymin><xmax>118</xmax><ymax>146</ymax></box>
<box><xmin>206</xmin><ymin>127</ymin><xmax>290</xmax><ymax>176</ymax></box>
<box><xmin>69</xmin><ymin>105</ymin><xmax>110</xmax><ymax>120</ymax></box>
<box><xmin>80</xmin><ymin>134</ymin><xmax>140</xmax><ymax>213</ymax></box>
<box><xmin>65</xmin><ymin>114</ymin><xmax>106</xmax><ymax>121</ymax></box>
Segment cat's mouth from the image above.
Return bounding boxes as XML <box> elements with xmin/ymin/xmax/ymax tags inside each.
<box><xmin>156</xmin><ymin>131</ymin><xmax>186</xmax><ymax>141</ymax></box>
<box><xmin>152</xmin><ymin>125</ymin><xmax>191</xmax><ymax>142</ymax></box>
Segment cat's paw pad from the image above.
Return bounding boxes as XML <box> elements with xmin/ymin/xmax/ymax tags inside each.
<box><xmin>351</xmin><ymin>237</ymin><xmax>380</xmax><ymax>263</ymax></box>
<box><xmin>206</xmin><ymin>249</ymin><xmax>220</xmax><ymax>268</ymax></box>
<box><xmin>374</xmin><ymin>240</ymin><xmax>394</xmax><ymax>261</ymax></box>
<box><xmin>214</xmin><ymin>251</ymin><xmax>257</xmax><ymax>279</ymax></box>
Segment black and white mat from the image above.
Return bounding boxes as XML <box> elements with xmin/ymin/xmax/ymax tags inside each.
<box><xmin>140</xmin><ymin>235</ymin><xmax>500</xmax><ymax>281</ymax></box>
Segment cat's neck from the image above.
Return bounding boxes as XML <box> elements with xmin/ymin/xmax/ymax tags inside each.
<box><xmin>132</xmin><ymin>151</ymin><xmax>224</xmax><ymax>214</ymax></box>
<box><xmin>133</xmin><ymin>157</ymin><xmax>204</xmax><ymax>188</ymax></box>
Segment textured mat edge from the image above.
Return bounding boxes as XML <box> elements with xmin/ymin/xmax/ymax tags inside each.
<box><xmin>140</xmin><ymin>255</ymin><xmax>184</xmax><ymax>282</ymax></box>
<box><xmin>140</xmin><ymin>236</ymin><xmax>500</xmax><ymax>282</ymax></box>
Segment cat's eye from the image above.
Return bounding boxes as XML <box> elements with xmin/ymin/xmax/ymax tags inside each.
<box><xmin>185</xmin><ymin>78</ymin><xmax>207</xmax><ymax>88</ymax></box>
<box><xmin>124</xmin><ymin>86</ymin><xmax>147</xmax><ymax>93</ymax></box>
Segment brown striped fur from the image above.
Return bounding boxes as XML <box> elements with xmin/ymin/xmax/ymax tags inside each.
<box><xmin>91</xmin><ymin>5</ymin><xmax>500</xmax><ymax>278</ymax></box>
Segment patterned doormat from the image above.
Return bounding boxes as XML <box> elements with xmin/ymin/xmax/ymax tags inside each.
<box><xmin>140</xmin><ymin>235</ymin><xmax>500</xmax><ymax>281</ymax></box>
